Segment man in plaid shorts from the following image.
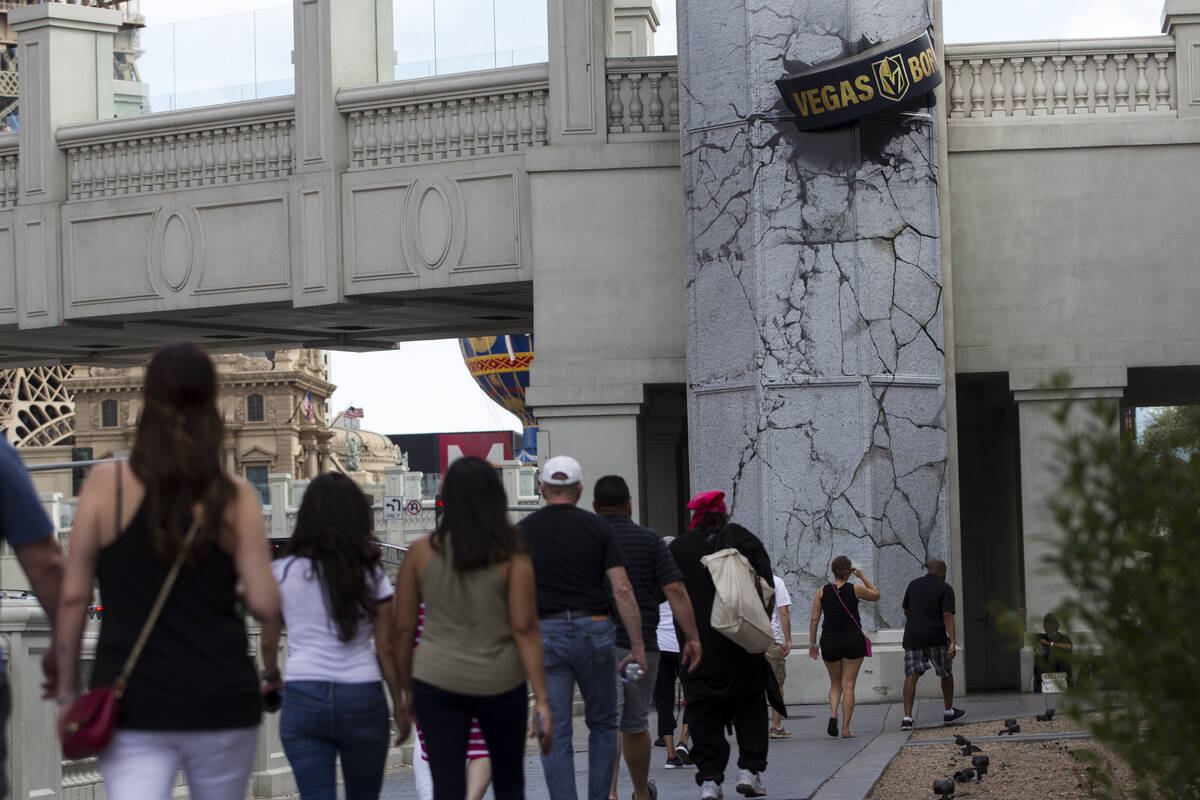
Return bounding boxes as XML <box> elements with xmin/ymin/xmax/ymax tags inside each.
<box><xmin>899</xmin><ymin>558</ymin><xmax>965</xmax><ymax>731</ymax></box>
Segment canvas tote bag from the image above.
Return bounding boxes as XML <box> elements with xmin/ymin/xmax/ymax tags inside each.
<box><xmin>701</xmin><ymin>545</ymin><xmax>776</xmax><ymax>654</ymax></box>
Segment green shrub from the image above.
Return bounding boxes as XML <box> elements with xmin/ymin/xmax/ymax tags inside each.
<box><xmin>1048</xmin><ymin>397</ymin><xmax>1200</xmax><ymax>799</ymax></box>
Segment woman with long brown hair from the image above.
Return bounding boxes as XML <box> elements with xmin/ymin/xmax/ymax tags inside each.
<box><xmin>54</xmin><ymin>343</ymin><xmax>280</xmax><ymax>799</ymax></box>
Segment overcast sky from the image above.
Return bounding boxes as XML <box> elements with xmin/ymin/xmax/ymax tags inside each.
<box><xmin>136</xmin><ymin>0</ymin><xmax>1166</xmax><ymax>435</ymax></box>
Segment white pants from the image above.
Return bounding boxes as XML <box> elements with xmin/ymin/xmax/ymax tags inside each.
<box><xmin>413</xmin><ymin>726</ymin><xmax>433</xmax><ymax>800</ymax></box>
<box><xmin>98</xmin><ymin>726</ymin><xmax>259</xmax><ymax>800</ymax></box>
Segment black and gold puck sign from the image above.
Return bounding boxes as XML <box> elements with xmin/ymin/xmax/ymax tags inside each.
<box><xmin>775</xmin><ymin>29</ymin><xmax>942</xmax><ymax>131</ymax></box>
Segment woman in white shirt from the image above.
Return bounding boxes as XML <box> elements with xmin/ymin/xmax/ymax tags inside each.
<box><xmin>261</xmin><ymin>473</ymin><xmax>406</xmax><ymax>800</ymax></box>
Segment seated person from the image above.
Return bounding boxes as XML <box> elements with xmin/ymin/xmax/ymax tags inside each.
<box><xmin>1033</xmin><ymin>613</ymin><xmax>1072</xmax><ymax>691</ymax></box>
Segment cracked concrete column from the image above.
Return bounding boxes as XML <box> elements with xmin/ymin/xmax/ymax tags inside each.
<box><xmin>680</xmin><ymin>0</ymin><xmax>952</xmax><ymax>663</ymax></box>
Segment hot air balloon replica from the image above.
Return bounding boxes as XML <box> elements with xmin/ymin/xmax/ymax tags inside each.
<box><xmin>459</xmin><ymin>334</ymin><xmax>537</xmax><ymax>462</ymax></box>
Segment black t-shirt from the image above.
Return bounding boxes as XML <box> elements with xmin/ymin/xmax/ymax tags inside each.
<box><xmin>518</xmin><ymin>504</ymin><xmax>625</xmax><ymax>617</ymax></box>
<box><xmin>901</xmin><ymin>573</ymin><xmax>955</xmax><ymax>650</ymax></box>
<box><xmin>601</xmin><ymin>514</ymin><xmax>682</xmax><ymax>652</ymax></box>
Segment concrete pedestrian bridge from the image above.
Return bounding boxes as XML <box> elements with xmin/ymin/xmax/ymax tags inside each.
<box><xmin>3</xmin><ymin>7</ymin><xmax>1200</xmax><ymax>795</ymax></box>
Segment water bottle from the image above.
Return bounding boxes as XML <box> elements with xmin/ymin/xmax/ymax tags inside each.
<box><xmin>620</xmin><ymin>662</ymin><xmax>644</xmax><ymax>683</ymax></box>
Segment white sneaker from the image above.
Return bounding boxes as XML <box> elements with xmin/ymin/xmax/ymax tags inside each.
<box><xmin>700</xmin><ymin>780</ymin><xmax>724</xmax><ymax>799</ymax></box>
<box><xmin>735</xmin><ymin>769</ymin><xmax>766</xmax><ymax>797</ymax></box>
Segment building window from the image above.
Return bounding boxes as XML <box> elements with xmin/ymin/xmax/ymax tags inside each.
<box><xmin>100</xmin><ymin>399</ymin><xmax>118</xmax><ymax>427</ymax></box>
<box><xmin>247</xmin><ymin>394</ymin><xmax>264</xmax><ymax>422</ymax></box>
<box><xmin>246</xmin><ymin>465</ymin><xmax>269</xmax><ymax>505</ymax></box>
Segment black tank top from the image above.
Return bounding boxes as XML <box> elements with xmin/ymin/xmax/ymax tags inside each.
<box><xmin>820</xmin><ymin>582</ymin><xmax>861</xmax><ymax>635</ymax></box>
<box><xmin>91</xmin><ymin>499</ymin><xmax>260</xmax><ymax>730</ymax></box>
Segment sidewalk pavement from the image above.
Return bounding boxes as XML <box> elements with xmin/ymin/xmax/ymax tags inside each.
<box><xmin>380</xmin><ymin>692</ymin><xmax>1064</xmax><ymax>800</ymax></box>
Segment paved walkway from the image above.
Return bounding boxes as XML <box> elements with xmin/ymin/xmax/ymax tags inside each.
<box><xmin>380</xmin><ymin>692</ymin><xmax>1064</xmax><ymax>800</ymax></box>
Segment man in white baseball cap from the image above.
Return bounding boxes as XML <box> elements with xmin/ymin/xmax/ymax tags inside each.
<box><xmin>518</xmin><ymin>455</ymin><xmax>646</xmax><ymax>800</ymax></box>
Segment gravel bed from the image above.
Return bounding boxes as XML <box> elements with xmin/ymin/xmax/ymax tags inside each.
<box><xmin>909</xmin><ymin>712</ymin><xmax>1088</xmax><ymax>741</ymax></box>
<box><xmin>868</xmin><ymin>727</ymin><xmax>1141</xmax><ymax>799</ymax></box>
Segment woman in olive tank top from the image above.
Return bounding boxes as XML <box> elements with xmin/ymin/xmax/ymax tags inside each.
<box><xmin>394</xmin><ymin>456</ymin><xmax>552</xmax><ymax>800</ymax></box>
<box><xmin>54</xmin><ymin>343</ymin><xmax>281</xmax><ymax>800</ymax></box>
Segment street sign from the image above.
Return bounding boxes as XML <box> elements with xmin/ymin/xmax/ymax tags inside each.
<box><xmin>383</xmin><ymin>495</ymin><xmax>404</xmax><ymax>521</ymax></box>
<box><xmin>1041</xmin><ymin>672</ymin><xmax>1068</xmax><ymax>694</ymax></box>
<box><xmin>405</xmin><ymin>499</ymin><xmax>423</xmax><ymax>516</ymax></box>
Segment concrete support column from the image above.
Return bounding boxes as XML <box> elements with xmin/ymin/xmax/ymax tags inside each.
<box><xmin>10</xmin><ymin>4</ymin><xmax>121</xmax><ymax>328</ymax></box>
<box><xmin>609</xmin><ymin>0</ymin><xmax>660</xmax><ymax>57</ymax></box>
<box><xmin>1010</xmin><ymin>367</ymin><xmax>1126</xmax><ymax>689</ymax></box>
<box><xmin>1163</xmin><ymin>0</ymin><xmax>1200</xmax><ymax>119</ymax></box>
<box><xmin>680</xmin><ymin>0</ymin><xmax>949</xmax><ymax>636</ymax></box>
<box><xmin>290</xmin><ymin>0</ymin><xmax>392</xmax><ymax>306</ymax></box>
<box><xmin>547</xmin><ymin>0</ymin><xmax>608</xmax><ymax>141</ymax></box>
<box><xmin>532</xmin><ymin>403</ymin><xmax>644</xmax><ymax>517</ymax></box>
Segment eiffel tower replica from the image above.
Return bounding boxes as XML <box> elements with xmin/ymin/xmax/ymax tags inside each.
<box><xmin>0</xmin><ymin>1</ymin><xmax>146</xmax><ymax>126</ymax></box>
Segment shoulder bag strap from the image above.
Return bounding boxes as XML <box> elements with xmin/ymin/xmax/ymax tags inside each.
<box><xmin>830</xmin><ymin>582</ymin><xmax>866</xmax><ymax>637</ymax></box>
<box><xmin>113</xmin><ymin>509</ymin><xmax>204</xmax><ymax>698</ymax></box>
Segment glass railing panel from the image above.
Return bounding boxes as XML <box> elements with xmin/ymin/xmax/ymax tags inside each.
<box><xmin>134</xmin><ymin>5</ymin><xmax>294</xmax><ymax>114</ymax></box>
<box><xmin>393</xmin><ymin>0</ymin><xmax>548</xmax><ymax>80</ymax></box>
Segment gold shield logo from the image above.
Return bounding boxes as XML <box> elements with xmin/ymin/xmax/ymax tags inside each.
<box><xmin>872</xmin><ymin>54</ymin><xmax>910</xmax><ymax>102</ymax></box>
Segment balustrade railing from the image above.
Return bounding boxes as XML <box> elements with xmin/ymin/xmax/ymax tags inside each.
<box><xmin>57</xmin><ymin>96</ymin><xmax>295</xmax><ymax>200</ymax></box>
<box><xmin>337</xmin><ymin>63</ymin><xmax>550</xmax><ymax>169</ymax></box>
<box><xmin>605</xmin><ymin>57</ymin><xmax>680</xmax><ymax>136</ymax></box>
<box><xmin>944</xmin><ymin>37</ymin><xmax>1175</xmax><ymax>119</ymax></box>
<box><xmin>0</xmin><ymin>132</ymin><xmax>17</xmax><ymax>208</ymax></box>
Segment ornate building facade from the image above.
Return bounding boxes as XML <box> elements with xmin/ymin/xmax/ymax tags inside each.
<box><xmin>63</xmin><ymin>350</ymin><xmax>338</xmax><ymax>503</ymax></box>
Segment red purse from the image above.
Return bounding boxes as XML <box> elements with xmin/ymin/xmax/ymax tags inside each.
<box><xmin>60</xmin><ymin>509</ymin><xmax>201</xmax><ymax>760</ymax></box>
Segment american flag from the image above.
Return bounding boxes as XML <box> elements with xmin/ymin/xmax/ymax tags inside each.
<box><xmin>344</xmin><ymin>406</ymin><xmax>364</xmax><ymax>419</ymax></box>
<box><xmin>301</xmin><ymin>391</ymin><xmax>313</xmax><ymax>423</ymax></box>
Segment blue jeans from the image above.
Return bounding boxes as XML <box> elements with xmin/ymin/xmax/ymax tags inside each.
<box><xmin>539</xmin><ymin>615</ymin><xmax>619</xmax><ymax>800</ymax></box>
<box><xmin>279</xmin><ymin>681</ymin><xmax>389</xmax><ymax>800</ymax></box>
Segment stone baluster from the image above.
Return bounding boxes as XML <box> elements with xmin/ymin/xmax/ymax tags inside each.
<box><xmin>148</xmin><ymin>136</ymin><xmax>162</xmax><ymax>190</ymax></box>
<box><xmin>535</xmin><ymin>90</ymin><xmax>549</xmax><ymax>143</ymax></box>
<box><xmin>215</xmin><ymin>129</ymin><xmax>229</xmax><ymax>182</ymax></box>
<box><xmin>227</xmin><ymin>128</ymin><xmax>241</xmax><ymax>181</ymax></box>
<box><xmin>668</xmin><ymin>74</ymin><xmax>679</xmax><ymax>128</ymax></box>
<box><xmin>102</xmin><ymin>142</ymin><xmax>115</xmax><ymax>195</ymax></box>
<box><xmin>608</xmin><ymin>74</ymin><xmax>625</xmax><ymax>132</ymax></box>
<box><xmin>166</xmin><ymin>135</ymin><xmax>180</xmax><ymax>188</ymax></box>
<box><xmin>1011</xmin><ymin>57</ymin><xmax>1028</xmax><ymax>117</ymax></box>
<box><xmin>505</xmin><ymin>93</ymin><xmax>519</xmax><ymax>149</ymax></box>
<box><xmin>1071</xmin><ymin>55</ymin><xmax>1089</xmax><ymax>113</ymax></box>
<box><xmin>116</xmin><ymin>141</ymin><xmax>130</xmax><ymax>193</ymax></box>
<box><xmin>189</xmin><ymin>131</ymin><xmax>203</xmax><ymax>185</ymax></box>
<box><xmin>255</xmin><ymin>123</ymin><xmax>268</xmax><ymax>177</ymax></box>
<box><xmin>350</xmin><ymin>111</ymin><xmax>363</xmax><ymax>167</ymax></box>
<box><xmin>78</xmin><ymin>146</ymin><xmax>90</xmax><ymax>199</ymax></box>
<box><xmin>518</xmin><ymin>92</ymin><xmax>533</xmax><ymax>148</ymax></box>
<box><xmin>1050</xmin><ymin>56</ymin><xmax>1068</xmax><ymax>113</ymax></box>
<box><xmin>68</xmin><ymin>149</ymin><xmax>81</xmax><ymax>199</ymax></box>
<box><xmin>448</xmin><ymin>100</ymin><xmax>463</xmax><ymax>157</ymax></box>
<box><xmin>364</xmin><ymin>109</ymin><xmax>378</xmax><ymax>166</ymax></box>
<box><xmin>433</xmin><ymin>103</ymin><xmax>448</xmax><ymax>159</ymax></box>
<box><xmin>460</xmin><ymin>100</ymin><xmax>475</xmax><ymax>156</ymax></box>
<box><xmin>89</xmin><ymin>144</ymin><xmax>101</xmax><ymax>197</ymax></box>
<box><xmin>628</xmin><ymin>73</ymin><xmax>646</xmax><ymax>131</ymax></box>
<box><xmin>201</xmin><ymin>130</ymin><xmax>214</xmax><ymax>183</ymax></box>
<box><xmin>968</xmin><ymin>59</ymin><xmax>985</xmax><ymax>117</ymax></box>
<box><xmin>420</xmin><ymin>103</ymin><xmax>434</xmax><ymax>160</ymax></box>
<box><xmin>1153</xmin><ymin>51</ymin><xmax>1170</xmax><ymax>111</ymax></box>
<box><xmin>265</xmin><ymin>123</ymin><xmax>280</xmax><ymax>176</ymax></box>
<box><xmin>492</xmin><ymin>96</ymin><xmax>507</xmax><ymax>151</ymax></box>
<box><xmin>988</xmin><ymin>59</ymin><xmax>1006</xmax><ymax>116</ymax></box>
<box><xmin>1031</xmin><ymin>56</ymin><xmax>1048</xmax><ymax>115</ymax></box>
<box><xmin>1113</xmin><ymin>54</ymin><xmax>1130</xmax><ymax>112</ymax></box>
<box><xmin>129</xmin><ymin>139</ymin><xmax>144</xmax><ymax>191</ymax></box>
<box><xmin>281</xmin><ymin>123</ymin><xmax>293</xmax><ymax>174</ymax></box>
<box><xmin>647</xmin><ymin>72</ymin><xmax>665</xmax><ymax>130</ymax></box>
<box><xmin>242</xmin><ymin>125</ymin><xmax>256</xmax><ymax>180</ymax></box>
<box><xmin>4</xmin><ymin>156</ymin><xmax>14</xmax><ymax>206</ymax></box>
<box><xmin>407</xmin><ymin>106</ymin><xmax>421</xmax><ymax>161</ymax></box>
<box><xmin>0</xmin><ymin>155</ymin><xmax>9</xmax><ymax>206</ymax></box>
<box><xmin>474</xmin><ymin>97</ymin><xmax>490</xmax><ymax>154</ymax></box>
<box><xmin>1093</xmin><ymin>54</ymin><xmax>1110</xmax><ymax>113</ymax></box>
<box><xmin>948</xmin><ymin>60</ymin><xmax>965</xmax><ymax>117</ymax></box>
<box><xmin>1133</xmin><ymin>53</ymin><xmax>1150</xmax><ymax>111</ymax></box>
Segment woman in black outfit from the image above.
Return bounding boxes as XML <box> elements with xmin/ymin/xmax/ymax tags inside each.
<box><xmin>807</xmin><ymin>555</ymin><xmax>879</xmax><ymax>738</ymax></box>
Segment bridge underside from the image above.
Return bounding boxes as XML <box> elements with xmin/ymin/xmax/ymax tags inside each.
<box><xmin>0</xmin><ymin>282</ymin><xmax>532</xmax><ymax>366</ymax></box>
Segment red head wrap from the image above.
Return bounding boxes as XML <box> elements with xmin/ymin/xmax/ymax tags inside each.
<box><xmin>686</xmin><ymin>490</ymin><xmax>727</xmax><ymax>530</ymax></box>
